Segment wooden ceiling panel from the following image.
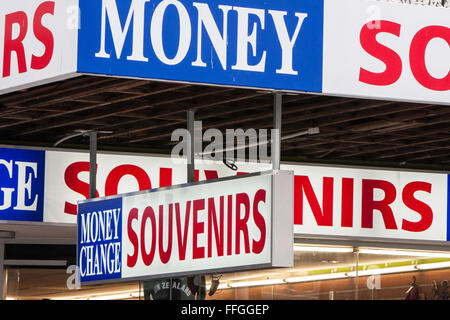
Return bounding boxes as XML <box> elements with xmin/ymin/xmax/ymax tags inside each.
<box><xmin>0</xmin><ymin>75</ymin><xmax>448</xmax><ymax>169</ymax></box>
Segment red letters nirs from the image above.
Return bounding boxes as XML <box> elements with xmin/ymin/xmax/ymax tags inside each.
<box><xmin>294</xmin><ymin>176</ymin><xmax>433</xmax><ymax>233</ymax></box>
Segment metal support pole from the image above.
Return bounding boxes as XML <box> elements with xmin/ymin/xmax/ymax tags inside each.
<box><xmin>354</xmin><ymin>247</ymin><xmax>359</xmax><ymax>300</ymax></box>
<box><xmin>273</xmin><ymin>93</ymin><xmax>282</xmax><ymax>170</ymax></box>
<box><xmin>187</xmin><ymin>109</ymin><xmax>196</xmax><ymax>183</ymax></box>
<box><xmin>0</xmin><ymin>242</ymin><xmax>5</xmax><ymax>300</ymax></box>
<box><xmin>89</xmin><ymin>131</ymin><xmax>98</xmax><ymax>199</ymax></box>
<box><xmin>186</xmin><ymin>109</ymin><xmax>207</xmax><ymax>300</ymax></box>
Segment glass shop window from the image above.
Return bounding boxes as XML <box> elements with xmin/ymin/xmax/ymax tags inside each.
<box><xmin>2</xmin><ymin>245</ymin><xmax>449</xmax><ymax>300</ymax></box>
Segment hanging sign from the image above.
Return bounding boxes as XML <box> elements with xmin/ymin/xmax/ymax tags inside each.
<box><xmin>76</xmin><ymin>0</ymin><xmax>324</xmax><ymax>93</ymax></box>
<box><xmin>323</xmin><ymin>0</ymin><xmax>450</xmax><ymax>105</ymax></box>
<box><xmin>2</xmin><ymin>0</ymin><xmax>448</xmax><ymax>104</ymax></box>
<box><xmin>76</xmin><ymin>170</ymin><xmax>294</xmax><ymax>284</ymax></box>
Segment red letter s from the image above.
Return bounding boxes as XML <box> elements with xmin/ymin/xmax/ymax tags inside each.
<box><xmin>401</xmin><ymin>182</ymin><xmax>433</xmax><ymax>232</ymax></box>
<box><xmin>252</xmin><ymin>189</ymin><xmax>266</xmax><ymax>254</ymax></box>
<box><xmin>127</xmin><ymin>208</ymin><xmax>139</xmax><ymax>268</ymax></box>
<box><xmin>64</xmin><ymin>162</ymin><xmax>99</xmax><ymax>215</ymax></box>
<box><xmin>31</xmin><ymin>1</ymin><xmax>55</xmax><ymax>71</ymax></box>
<box><xmin>359</xmin><ymin>20</ymin><xmax>402</xmax><ymax>86</ymax></box>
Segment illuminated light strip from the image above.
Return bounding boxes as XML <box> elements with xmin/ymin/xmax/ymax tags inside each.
<box><xmin>346</xmin><ymin>265</ymin><xmax>417</xmax><ymax>277</ymax></box>
<box><xmin>284</xmin><ymin>272</ymin><xmax>348</xmax><ymax>283</ymax></box>
<box><xmin>51</xmin><ymin>290</ymin><xmax>140</xmax><ymax>300</ymax></box>
<box><xmin>52</xmin><ymin>284</ymin><xmax>226</xmax><ymax>300</ymax></box>
<box><xmin>294</xmin><ymin>246</ymin><xmax>450</xmax><ymax>258</ymax></box>
<box><xmin>228</xmin><ymin>278</ymin><xmax>285</xmax><ymax>288</ymax></box>
<box><xmin>89</xmin><ymin>292</ymin><xmax>139</xmax><ymax>300</ymax></box>
<box><xmin>227</xmin><ymin>261</ymin><xmax>450</xmax><ymax>288</ymax></box>
<box><xmin>415</xmin><ymin>261</ymin><xmax>450</xmax><ymax>270</ymax></box>
<box><xmin>293</xmin><ymin>245</ymin><xmax>354</xmax><ymax>253</ymax></box>
<box><xmin>53</xmin><ymin>283</ymin><xmax>228</xmax><ymax>300</ymax></box>
<box><xmin>359</xmin><ymin>248</ymin><xmax>450</xmax><ymax>258</ymax></box>
<box><xmin>217</xmin><ymin>283</ymin><xmax>230</xmax><ymax>290</ymax></box>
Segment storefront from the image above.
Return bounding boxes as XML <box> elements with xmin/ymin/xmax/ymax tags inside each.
<box><xmin>0</xmin><ymin>146</ymin><xmax>448</xmax><ymax>300</ymax></box>
<box><xmin>0</xmin><ymin>0</ymin><xmax>448</xmax><ymax>300</ymax></box>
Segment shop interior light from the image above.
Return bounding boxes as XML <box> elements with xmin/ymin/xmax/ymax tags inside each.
<box><xmin>293</xmin><ymin>246</ymin><xmax>450</xmax><ymax>258</ymax></box>
<box><xmin>284</xmin><ymin>272</ymin><xmax>348</xmax><ymax>283</ymax></box>
<box><xmin>346</xmin><ymin>265</ymin><xmax>417</xmax><ymax>277</ymax></box>
<box><xmin>89</xmin><ymin>292</ymin><xmax>137</xmax><ymax>300</ymax></box>
<box><xmin>205</xmin><ymin>282</ymin><xmax>229</xmax><ymax>291</ymax></box>
<box><xmin>52</xmin><ymin>295</ymin><xmax>86</xmax><ymax>300</ymax></box>
<box><xmin>415</xmin><ymin>261</ymin><xmax>450</xmax><ymax>271</ymax></box>
<box><xmin>216</xmin><ymin>284</ymin><xmax>229</xmax><ymax>291</ymax></box>
<box><xmin>232</xmin><ymin>259</ymin><xmax>450</xmax><ymax>287</ymax></box>
<box><xmin>358</xmin><ymin>248</ymin><xmax>450</xmax><ymax>258</ymax></box>
<box><xmin>293</xmin><ymin>245</ymin><xmax>354</xmax><ymax>253</ymax></box>
<box><xmin>52</xmin><ymin>290</ymin><xmax>141</xmax><ymax>300</ymax></box>
<box><xmin>228</xmin><ymin>278</ymin><xmax>285</xmax><ymax>288</ymax></box>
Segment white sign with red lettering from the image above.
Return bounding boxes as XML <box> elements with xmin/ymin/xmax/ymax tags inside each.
<box><xmin>44</xmin><ymin>149</ymin><xmax>270</xmax><ymax>224</ymax></box>
<box><xmin>77</xmin><ymin>171</ymin><xmax>294</xmax><ymax>283</ymax></box>
<box><xmin>44</xmin><ymin>149</ymin><xmax>449</xmax><ymax>243</ymax></box>
<box><xmin>0</xmin><ymin>0</ymin><xmax>78</xmax><ymax>95</ymax></box>
<box><xmin>323</xmin><ymin>0</ymin><xmax>450</xmax><ymax>104</ymax></box>
<box><xmin>284</xmin><ymin>164</ymin><xmax>448</xmax><ymax>242</ymax></box>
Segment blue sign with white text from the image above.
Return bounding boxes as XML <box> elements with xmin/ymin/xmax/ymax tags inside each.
<box><xmin>77</xmin><ymin>197</ymin><xmax>123</xmax><ymax>283</ymax></box>
<box><xmin>77</xmin><ymin>0</ymin><xmax>324</xmax><ymax>93</ymax></box>
<box><xmin>0</xmin><ymin>148</ymin><xmax>45</xmax><ymax>222</ymax></box>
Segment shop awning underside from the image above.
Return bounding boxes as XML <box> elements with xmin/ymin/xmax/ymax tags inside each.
<box><xmin>0</xmin><ymin>75</ymin><xmax>449</xmax><ymax>170</ymax></box>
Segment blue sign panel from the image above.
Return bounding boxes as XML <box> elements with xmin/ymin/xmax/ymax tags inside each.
<box><xmin>77</xmin><ymin>0</ymin><xmax>324</xmax><ymax>93</ymax></box>
<box><xmin>78</xmin><ymin>197</ymin><xmax>123</xmax><ymax>283</ymax></box>
<box><xmin>0</xmin><ymin>148</ymin><xmax>45</xmax><ymax>222</ymax></box>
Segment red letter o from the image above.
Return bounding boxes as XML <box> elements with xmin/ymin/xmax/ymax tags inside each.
<box><xmin>410</xmin><ymin>25</ymin><xmax>450</xmax><ymax>91</ymax></box>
